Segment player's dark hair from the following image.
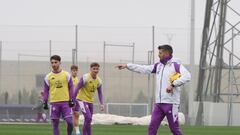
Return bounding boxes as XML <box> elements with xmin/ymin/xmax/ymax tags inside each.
<box><xmin>50</xmin><ymin>55</ymin><xmax>61</xmax><ymax>62</ymax></box>
<box><xmin>71</xmin><ymin>65</ymin><xmax>78</xmax><ymax>70</ymax></box>
<box><xmin>90</xmin><ymin>62</ymin><xmax>100</xmax><ymax>68</ymax></box>
<box><xmin>158</xmin><ymin>45</ymin><xmax>173</xmax><ymax>55</ymax></box>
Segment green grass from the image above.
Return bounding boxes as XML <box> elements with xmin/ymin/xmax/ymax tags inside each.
<box><xmin>0</xmin><ymin>123</ymin><xmax>239</xmax><ymax>135</ymax></box>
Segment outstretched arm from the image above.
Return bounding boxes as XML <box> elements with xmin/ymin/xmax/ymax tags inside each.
<box><xmin>116</xmin><ymin>63</ymin><xmax>158</xmax><ymax>74</ymax></box>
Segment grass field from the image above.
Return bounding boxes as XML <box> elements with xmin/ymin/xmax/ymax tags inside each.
<box><xmin>0</xmin><ymin>123</ymin><xmax>239</xmax><ymax>135</ymax></box>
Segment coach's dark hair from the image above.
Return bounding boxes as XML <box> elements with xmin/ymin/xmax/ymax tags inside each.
<box><xmin>71</xmin><ymin>65</ymin><xmax>78</xmax><ymax>70</ymax></box>
<box><xmin>158</xmin><ymin>44</ymin><xmax>173</xmax><ymax>55</ymax></box>
<box><xmin>50</xmin><ymin>55</ymin><xmax>61</xmax><ymax>62</ymax></box>
<box><xmin>90</xmin><ymin>62</ymin><xmax>100</xmax><ymax>68</ymax></box>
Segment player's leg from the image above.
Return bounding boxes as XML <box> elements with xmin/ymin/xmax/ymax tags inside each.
<box><xmin>52</xmin><ymin>119</ymin><xmax>60</xmax><ymax>135</ymax></box>
<box><xmin>87</xmin><ymin>102</ymin><xmax>94</xmax><ymax>135</ymax></box>
<box><xmin>65</xmin><ymin>117</ymin><xmax>74</xmax><ymax>135</ymax></box>
<box><xmin>73</xmin><ymin>112</ymin><xmax>80</xmax><ymax>135</ymax></box>
<box><xmin>62</xmin><ymin>102</ymin><xmax>74</xmax><ymax>135</ymax></box>
<box><xmin>165</xmin><ymin>104</ymin><xmax>183</xmax><ymax>135</ymax></box>
<box><xmin>50</xmin><ymin>104</ymin><xmax>61</xmax><ymax>135</ymax></box>
<box><xmin>73</xmin><ymin>100</ymin><xmax>81</xmax><ymax>135</ymax></box>
<box><xmin>79</xmin><ymin>101</ymin><xmax>93</xmax><ymax>135</ymax></box>
<box><xmin>148</xmin><ymin>103</ymin><xmax>166</xmax><ymax>135</ymax></box>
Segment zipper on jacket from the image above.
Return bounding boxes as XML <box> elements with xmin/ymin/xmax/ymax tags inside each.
<box><xmin>159</xmin><ymin>65</ymin><xmax>165</xmax><ymax>103</ymax></box>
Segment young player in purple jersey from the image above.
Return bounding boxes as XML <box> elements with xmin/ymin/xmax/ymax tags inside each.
<box><xmin>70</xmin><ymin>65</ymin><xmax>82</xmax><ymax>135</ymax></box>
<box><xmin>43</xmin><ymin>55</ymin><xmax>75</xmax><ymax>135</ymax></box>
<box><xmin>73</xmin><ymin>62</ymin><xmax>104</xmax><ymax>135</ymax></box>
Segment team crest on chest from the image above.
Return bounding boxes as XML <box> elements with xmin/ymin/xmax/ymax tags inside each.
<box><xmin>55</xmin><ymin>80</ymin><xmax>63</xmax><ymax>88</ymax></box>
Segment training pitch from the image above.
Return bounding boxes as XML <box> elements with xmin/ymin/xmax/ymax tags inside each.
<box><xmin>0</xmin><ymin>123</ymin><xmax>239</xmax><ymax>135</ymax></box>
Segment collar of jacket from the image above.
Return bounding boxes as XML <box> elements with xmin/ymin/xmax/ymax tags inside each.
<box><xmin>160</xmin><ymin>55</ymin><xmax>173</xmax><ymax>65</ymax></box>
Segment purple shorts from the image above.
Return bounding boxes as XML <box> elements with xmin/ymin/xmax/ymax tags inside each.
<box><xmin>73</xmin><ymin>99</ymin><xmax>80</xmax><ymax>112</ymax></box>
<box><xmin>73</xmin><ymin>100</ymin><xmax>93</xmax><ymax>115</ymax></box>
<box><xmin>50</xmin><ymin>102</ymin><xmax>72</xmax><ymax>119</ymax></box>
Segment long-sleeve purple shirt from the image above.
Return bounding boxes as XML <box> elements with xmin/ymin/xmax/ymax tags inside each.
<box><xmin>43</xmin><ymin>81</ymin><xmax>49</xmax><ymax>102</ymax></box>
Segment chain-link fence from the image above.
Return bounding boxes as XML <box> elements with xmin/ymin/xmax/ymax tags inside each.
<box><xmin>0</xmin><ymin>25</ymin><xmax>199</xmax><ymax>121</ymax></box>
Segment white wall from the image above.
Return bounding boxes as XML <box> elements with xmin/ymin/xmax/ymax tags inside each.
<box><xmin>193</xmin><ymin>101</ymin><xmax>240</xmax><ymax>126</ymax></box>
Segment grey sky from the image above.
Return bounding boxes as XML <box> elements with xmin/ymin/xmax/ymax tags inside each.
<box><xmin>1</xmin><ymin>0</ymin><xmax>238</xmax><ymax>64</ymax></box>
<box><xmin>0</xmin><ymin>0</ymin><xmax>203</xmax><ymax>27</ymax></box>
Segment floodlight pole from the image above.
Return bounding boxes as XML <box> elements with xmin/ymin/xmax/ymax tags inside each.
<box><xmin>75</xmin><ymin>25</ymin><xmax>78</xmax><ymax>67</ymax></box>
<box><xmin>72</xmin><ymin>49</ymin><xmax>76</xmax><ymax>65</ymax></box>
<box><xmin>49</xmin><ymin>40</ymin><xmax>52</xmax><ymax>58</ymax></box>
<box><xmin>189</xmin><ymin>0</ymin><xmax>195</xmax><ymax>125</ymax></box>
<box><xmin>148</xmin><ymin>50</ymin><xmax>153</xmax><ymax>115</ymax></box>
<box><xmin>49</xmin><ymin>40</ymin><xmax>52</xmax><ymax>70</ymax></box>
<box><xmin>152</xmin><ymin>26</ymin><xmax>155</xmax><ymax>62</ymax></box>
<box><xmin>151</xmin><ymin>26</ymin><xmax>155</xmax><ymax>112</ymax></box>
<box><xmin>17</xmin><ymin>53</ymin><xmax>20</xmax><ymax>93</ymax></box>
<box><xmin>0</xmin><ymin>41</ymin><xmax>2</xmax><ymax>92</ymax></box>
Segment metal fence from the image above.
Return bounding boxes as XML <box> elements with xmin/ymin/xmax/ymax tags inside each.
<box><xmin>0</xmin><ymin>25</ymin><xmax>201</xmax><ymax>123</ymax></box>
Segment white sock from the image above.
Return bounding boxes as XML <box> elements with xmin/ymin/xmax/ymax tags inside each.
<box><xmin>75</xmin><ymin>126</ymin><xmax>80</xmax><ymax>134</ymax></box>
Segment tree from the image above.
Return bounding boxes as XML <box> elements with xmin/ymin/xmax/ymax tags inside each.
<box><xmin>18</xmin><ymin>90</ymin><xmax>22</xmax><ymax>104</ymax></box>
<box><xmin>134</xmin><ymin>90</ymin><xmax>147</xmax><ymax>103</ymax></box>
<box><xmin>29</xmin><ymin>89</ymin><xmax>38</xmax><ymax>105</ymax></box>
<box><xmin>4</xmin><ymin>91</ymin><xmax>8</xmax><ymax>104</ymax></box>
<box><xmin>22</xmin><ymin>88</ymin><xmax>30</xmax><ymax>104</ymax></box>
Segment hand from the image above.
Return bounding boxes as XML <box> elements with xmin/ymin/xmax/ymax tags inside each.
<box><xmin>43</xmin><ymin>101</ymin><xmax>49</xmax><ymax>110</ymax></box>
<box><xmin>69</xmin><ymin>99</ymin><xmax>75</xmax><ymax>108</ymax></box>
<box><xmin>99</xmin><ymin>104</ymin><xmax>104</xmax><ymax>112</ymax></box>
<box><xmin>115</xmin><ymin>64</ymin><xmax>127</xmax><ymax>70</ymax></box>
<box><xmin>166</xmin><ymin>85</ymin><xmax>173</xmax><ymax>93</ymax></box>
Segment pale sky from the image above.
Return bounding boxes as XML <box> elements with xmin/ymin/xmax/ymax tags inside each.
<box><xmin>0</xmin><ymin>0</ymin><xmax>203</xmax><ymax>27</ymax></box>
<box><xmin>0</xmin><ymin>0</ymin><xmax>239</xmax><ymax>64</ymax></box>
